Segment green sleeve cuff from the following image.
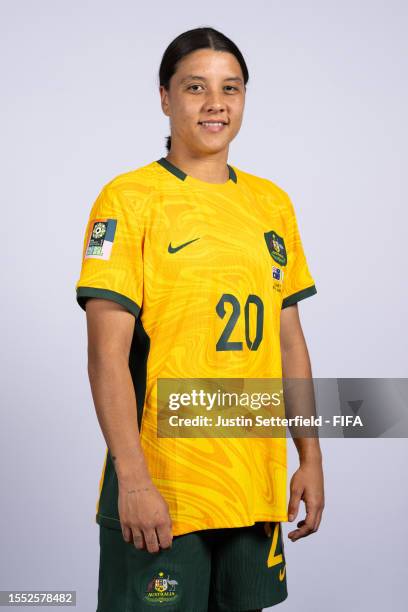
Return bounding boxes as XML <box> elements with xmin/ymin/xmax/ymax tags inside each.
<box><xmin>281</xmin><ymin>284</ymin><xmax>317</xmax><ymax>309</ymax></box>
<box><xmin>76</xmin><ymin>287</ymin><xmax>141</xmax><ymax>318</ymax></box>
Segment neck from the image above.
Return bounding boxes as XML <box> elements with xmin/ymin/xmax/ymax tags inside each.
<box><xmin>165</xmin><ymin>148</ymin><xmax>230</xmax><ymax>184</ymax></box>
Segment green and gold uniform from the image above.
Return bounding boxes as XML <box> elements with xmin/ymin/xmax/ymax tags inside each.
<box><xmin>76</xmin><ymin>157</ymin><xmax>317</xmax><ymax>611</ymax></box>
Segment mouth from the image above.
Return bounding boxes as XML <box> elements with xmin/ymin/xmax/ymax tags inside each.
<box><xmin>198</xmin><ymin>120</ymin><xmax>229</xmax><ymax>133</ymax></box>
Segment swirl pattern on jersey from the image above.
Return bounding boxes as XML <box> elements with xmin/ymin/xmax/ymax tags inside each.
<box><xmin>76</xmin><ymin>159</ymin><xmax>316</xmax><ymax>535</ymax></box>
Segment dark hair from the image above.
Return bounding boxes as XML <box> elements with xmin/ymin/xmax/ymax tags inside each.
<box><xmin>159</xmin><ymin>27</ymin><xmax>249</xmax><ymax>152</ymax></box>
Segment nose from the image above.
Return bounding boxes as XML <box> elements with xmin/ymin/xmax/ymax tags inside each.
<box><xmin>203</xmin><ymin>92</ymin><xmax>227</xmax><ymax>114</ymax></box>
<box><xmin>203</xmin><ymin>102</ymin><xmax>227</xmax><ymax>121</ymax></box>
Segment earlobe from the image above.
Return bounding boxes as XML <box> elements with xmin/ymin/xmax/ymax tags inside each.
<box><xmin>160</xmin><ymin>99</ymin><xmax>170</xmax><ymax>118</ymax></box>
<box><xmin>159</xmin><ymin>86</ymin><xmax>170</xmax><ymax>117</ymax></box>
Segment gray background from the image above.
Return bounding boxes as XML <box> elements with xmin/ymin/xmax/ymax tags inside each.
<box><xmin>1</xmin><ymin>0</ymin><xmax>407</xmax><ymax>610</ymax></box>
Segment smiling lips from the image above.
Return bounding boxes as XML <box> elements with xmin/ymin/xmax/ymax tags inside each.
<box><xmin>198</xmin><ymin>120</ymin><xmax>228</xmax><ymax>133</ymax></box>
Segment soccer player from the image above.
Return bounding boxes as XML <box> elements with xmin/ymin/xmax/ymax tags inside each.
<box><xmin>76</xmin><ymin>27</ymin><xmax>324</xmax><ymax>612</ymax></box>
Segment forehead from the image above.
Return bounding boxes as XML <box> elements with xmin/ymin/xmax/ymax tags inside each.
<box><xmin>174</xmin><ymin>48</ymin><xmax>243</xmax><ymax>81</ymax></box>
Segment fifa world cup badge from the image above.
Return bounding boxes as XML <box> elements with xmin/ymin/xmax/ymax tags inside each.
<box><xmin>85</xmin><ymin>218</ymin><xmax>117</xmax><ymax>260</ymax></box>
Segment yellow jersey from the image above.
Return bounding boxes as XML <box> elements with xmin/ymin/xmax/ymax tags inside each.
<box><xmin>75</xmin><ymin>157</ymin><xmax>317</xmax><ymax>536</ymax></box>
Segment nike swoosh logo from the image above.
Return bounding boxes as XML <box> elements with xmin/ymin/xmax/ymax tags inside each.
<box><xmin>168</xmin><ymin>238</ymin><xmax>200</xmax><ymax>253</ymax></box>
<box><xmin>279</xmin><ymin>565</ymin><xmax>286</xmax><ymax>581</ymax></box>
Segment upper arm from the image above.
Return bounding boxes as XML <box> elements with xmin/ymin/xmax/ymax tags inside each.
<box><xmin>85</xmin><ymin>298</ymin><xmax>136</xmax><ymax>363</ymax></box>
<box><xmin>280</xmin><ymin>303</ymin><xmax>306</xmax><ymax>353</ymax></box>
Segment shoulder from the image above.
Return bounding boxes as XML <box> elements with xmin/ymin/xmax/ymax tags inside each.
<box><xmin>232</xmin><ymin>165</ymin><xmax>294</xmax><ymax>210</ymax></box>
<box><xmin>102</xmin><ymin>162</ymin><xmax>157</xmax><ymax>200</ymax></box>
<box><xmin>97</xmin><ymin>160</ymin><xmax>161</xmax><ymax>211</ymax></box>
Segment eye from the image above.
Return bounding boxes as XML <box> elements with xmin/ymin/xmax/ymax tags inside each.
<box><xmin>224</xmin><ymin>85</ymin><xmax>239</xmax><ymax>92</ymax></box>
<box><xmin>187</xmin><ymin>84</ymin><xmax>204</xmax><ymax>92</ymax></box>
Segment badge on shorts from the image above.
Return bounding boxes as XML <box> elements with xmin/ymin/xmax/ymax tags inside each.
<box><xmin>84</xmin><ymin>218</ymin><xmax>117</xmax><ymax>260</ymax></box>
<box><xmin>143</xmin><ymin>570</ymin><xmax>180</xmax><ymax>605</ymax></box>
<box><xmin>264</xmin><ymin>230</ymin><xmax>287</xmax><ymax>266</ymax></box>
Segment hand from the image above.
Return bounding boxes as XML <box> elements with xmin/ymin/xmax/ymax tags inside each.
<box><xmin>287</xmin><ymin>457</ymin><xmax>325</xmax><ymax>542</ymax></box>
<box><xmin>118</xmin><ymin>477</ymin><xmax>173</xmax><ymax>553</ymax></box>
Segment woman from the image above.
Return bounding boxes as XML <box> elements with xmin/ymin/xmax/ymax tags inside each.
<box><xmin>76</xmin><ymin>26</ymin><xmax>324</xmax><ymax>612</ymax></box>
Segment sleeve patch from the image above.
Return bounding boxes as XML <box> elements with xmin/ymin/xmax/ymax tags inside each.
<box><xmin>84</xmin><ymin>218</ymin><xmax>117</xmax><ymax>260</ymax></box>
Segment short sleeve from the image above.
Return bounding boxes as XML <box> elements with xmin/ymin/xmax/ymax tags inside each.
<box><xmin>75</xmin><ymin>184</ymin><xmax>143</xmax><ymax>317</ymax></box>
<box><xmin>281</xmin><ymin>195</ymin><xmax>317</xmax><ymax>309</ymax></box>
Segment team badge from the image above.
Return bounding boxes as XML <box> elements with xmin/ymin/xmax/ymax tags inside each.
<box><xmin>272</xmin><ymin>266</ymin><xmax>283</xmax><ymax>281</ymax></box>
<box><xmin>264</xmin><ymin>230</ymin><xmax>287</xmax><ymax>266</ymax></box>
<box><xmin>143</xmin><ymin>570</ymin><xmax>180</xmax><ymax>605</ymax></box>
<box><xmin>84</xmin><ymin>218</ymin><xmax>117</xmax><ymax>260</ymax></box>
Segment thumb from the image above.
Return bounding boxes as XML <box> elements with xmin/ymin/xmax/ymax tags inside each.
<box><xmin>288</xmin><ymin>490</ymin><xmax>302</xmax><ymax>522</ymax></box>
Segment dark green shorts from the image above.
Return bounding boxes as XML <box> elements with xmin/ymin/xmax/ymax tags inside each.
<box><xmin>97</xmin><ymin>522</ymin><xmax>288</xmax><ymax>612</ymax></box>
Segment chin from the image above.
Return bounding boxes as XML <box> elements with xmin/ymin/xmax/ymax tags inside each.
<box><xmin>197</xmin><ymin>139</ymin><xmax>230</xmax><ymax>155</ymax></box>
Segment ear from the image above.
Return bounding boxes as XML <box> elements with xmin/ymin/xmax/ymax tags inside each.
<box><xmin>159</xmin><ymin>85</ymin><xmax>170</xmax><ymax>117</ymax></box>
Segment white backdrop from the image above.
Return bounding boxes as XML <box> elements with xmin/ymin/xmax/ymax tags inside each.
<box><xmin>1</xmin><ymin>1</ymin><xmax>407</xmax><ymax>610</ymax></box>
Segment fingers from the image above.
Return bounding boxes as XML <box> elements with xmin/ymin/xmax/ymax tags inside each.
<box><xmin>288</xmin><ymin>501</ymin><xmax>324</xmax><ymax>541</ymax></box>
<box><xmin>131</xmin><ymin>526</ymin><xmax>145</xmax><ymax>550</ymax></box>
<box><xmin>314</xmin><ymin>505</ymin><xmax>324</xmax><ymax>532</ymax></box>
<box><xmin>131</xmin><ymin>527</ymin><xmax>172</xmax><ymax>553</ymax></box>
<box><xmin>288</xmin><ymin>517</ymin><xmax>315</xmax><ymax>541</ymax></box>
<box><xmin>122</xmin><ymin>525</ymin><xmax>132</xmax><ymax>543</ymax></box>
<box><xmin>156</xmin><ymin>524</ymin><xmax>173</xmax><ymax>550</ymax></box>
<box><xmin>143</xmin><ymin>528</ymin><xmax>160</xmax><ymax>553</ymax></box>
<box><xmin>122</xmin><ymin>521</ymin><xmax>173</xmax><ymax>553</ymax></box>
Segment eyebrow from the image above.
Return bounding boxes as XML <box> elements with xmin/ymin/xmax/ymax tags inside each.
<box><xmin>180</xmin><ymin>74</ymin><xmax>243</xmax><ymax>84</ymax></box>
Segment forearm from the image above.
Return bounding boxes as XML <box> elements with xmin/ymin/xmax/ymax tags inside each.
<box><xmin>281</xmin><ymin>340</ymin><xmax>322</xmax><ymax>463</ymax></box>
<box><xmin>88</xmin><ymin>354</ymin><xmax>151</xmax><ymax>485</ymax></box>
